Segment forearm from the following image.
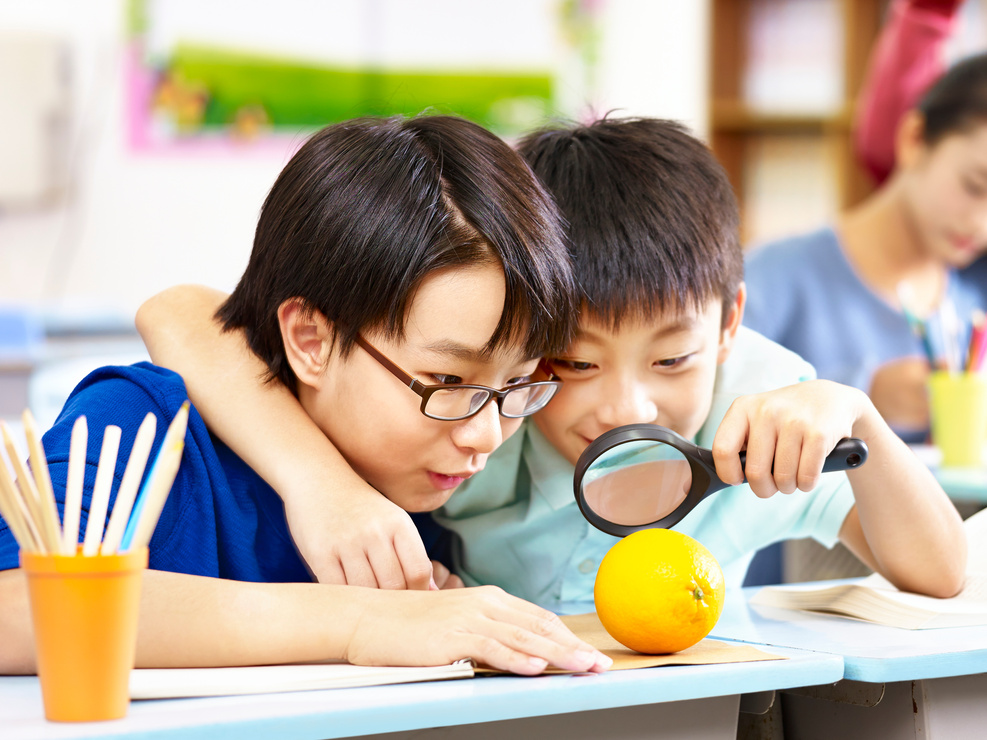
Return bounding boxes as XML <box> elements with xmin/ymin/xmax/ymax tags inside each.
<box><xmin>136</xmin><ymin>285</ymin><xmax>368</xmax><ymax>500</ymax></box>
<box><xmin>843</xmin><ymin>409</ymin><xmax>966</xmax><ymax>597</ymax></box>
<box><xmin>0</xmin><ymin>568</ymin><xmax>362</xmax><ymax>673</ymax></box>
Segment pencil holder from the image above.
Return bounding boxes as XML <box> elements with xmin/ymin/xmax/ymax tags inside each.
<box><xmin>929</xmin><ymin>371</ymin><xmax>987</xmax><ymax>468</ymax></box>
<box><xmin>21</xmin><ymin>547</ymin><xmax>147</xmax><ymax>722</ymax></box>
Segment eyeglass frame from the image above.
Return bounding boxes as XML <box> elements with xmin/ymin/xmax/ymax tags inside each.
<box><xmin>354</xmin><ymin>334</ymin><xmax>562</xmax><ymax>421</ymax></box>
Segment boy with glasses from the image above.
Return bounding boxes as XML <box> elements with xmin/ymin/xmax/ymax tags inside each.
<box><xmin>0</xmin><ymin>115</ymin><xmax>611</xmax><ymax>676</ymax></box>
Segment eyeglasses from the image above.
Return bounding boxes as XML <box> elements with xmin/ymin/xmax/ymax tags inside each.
<box><xmin>355</xmin><ymin>335</ymin><xmax>562</xmax><ymax>421</ymax></box>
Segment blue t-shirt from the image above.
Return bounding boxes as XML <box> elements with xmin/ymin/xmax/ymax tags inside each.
<box><xmin>0</xmin><ymin>363</ymin><xmax>312</xmax><ymax>579</ymax></box>
<box><xmin>744</xmin><ymin>227</ymin><xmax>987</xmax><ymax>444</ymax></box>
<box><xmin>0</xmin><ymin>363</ymin><xmax>451</xmax><ymax>578</ymax></box>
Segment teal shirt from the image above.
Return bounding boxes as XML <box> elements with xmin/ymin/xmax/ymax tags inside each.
<box><xmin>434</xmin><ymin>328</ymin><xmax>856</xmax><ymax>612</ymax></box>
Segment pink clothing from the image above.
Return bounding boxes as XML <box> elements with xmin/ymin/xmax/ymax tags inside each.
<box><xmin>854</xmin><ymin>0</ymin><xmax>961</xmax><ymax>184</ymax></box>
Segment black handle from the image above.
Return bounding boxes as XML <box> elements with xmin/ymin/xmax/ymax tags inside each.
<box><xmin>737</xmin><ymin>437</ymin><xmax>868</xmax><ymax>476</ymax></box>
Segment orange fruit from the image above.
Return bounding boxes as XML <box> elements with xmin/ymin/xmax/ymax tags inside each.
<box><xmin>594</xmin><ymin>529</ymin><xmax>725</xmax><ymax>654</ymax></box>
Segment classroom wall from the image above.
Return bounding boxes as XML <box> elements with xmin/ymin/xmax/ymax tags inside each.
<box><xmin>0</xmin><ymin>0</ymin><xmax>710</xmax><ymax>321</ymax></box>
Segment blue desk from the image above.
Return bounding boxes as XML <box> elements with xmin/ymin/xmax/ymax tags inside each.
<box><xmin>712</xmin><ymin>584</ymin><xmax>987</xmax><ymax>739</ymax></box>
<box><xmin>1</xmin><ymin>644</ymin><xmax>842</xmax><ymax>740</ymax></box>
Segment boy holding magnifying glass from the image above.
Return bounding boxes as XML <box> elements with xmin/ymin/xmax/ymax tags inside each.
<box><xmin>137</xmin><ymin>118</ymin><xmax>967</xmax><ymax>612</ymax></box>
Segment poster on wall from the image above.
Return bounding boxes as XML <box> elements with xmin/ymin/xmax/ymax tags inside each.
<box><xmin>127</xmin><ymin>0</ymin><xmax>603</xmax><ymax>154</ymax></box>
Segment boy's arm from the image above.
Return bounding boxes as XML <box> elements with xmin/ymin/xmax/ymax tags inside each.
<box><xmin>0</xmin><ymin>567</ymin><xmax>609</xmax><ymax>675</ymax></box>
<box><xmin>136</xmin><ymin>286</ymin><xmax>433</xmax><ymax>591</ymax></box>
<box><xmin>712</xmin><ymin>380</ymin><xmax>966</xmax><ymax>598</ymax></box>
<box><xmin>853</xmin><ymin>0</ymin><xmax>962</xmax><ymax>185</ymax></box>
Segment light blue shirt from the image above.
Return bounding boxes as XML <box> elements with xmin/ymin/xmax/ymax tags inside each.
<box><xmin>744</xmin><ymin>227</ymin><xmax>987</xmax><ymax>444</ymax></box>
<box><xmin>434</xmin><ymin>328</ymin><xmax>856</xmax><ymax>612</ymax></box>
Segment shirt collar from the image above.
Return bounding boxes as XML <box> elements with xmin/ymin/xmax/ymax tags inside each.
<box><xmin>523</xmin><ymin>422</ymin><xmax>580</xmax><ymax>511</ymax></box>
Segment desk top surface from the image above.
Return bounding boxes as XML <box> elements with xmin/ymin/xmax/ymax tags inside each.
<box><xmin>1</xmin><ymin>642</ymin><xmax>841</xmax><ymax>740</ymax></box>
<box><xmin>711</xmin><ymin>583</ymin><xmax>987</xmax><ymax>682</ymax></box>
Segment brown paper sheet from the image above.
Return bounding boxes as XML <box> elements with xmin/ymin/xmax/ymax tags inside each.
<box><xmin>477</xmin><ymin>612</ymin><xmax>784</xmax><ymax>675</ymax></box>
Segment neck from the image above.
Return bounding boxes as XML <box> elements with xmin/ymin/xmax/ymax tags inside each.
<box><xmin>839</xmin><ymin>177</ymin><xmax>945</xmax><ymax>315</ymax></box>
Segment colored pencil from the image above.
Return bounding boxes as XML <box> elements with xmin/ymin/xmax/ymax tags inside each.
<box><xmin>101</xmin><ymin>413</ymin><xmax>157</xmax><ymax>555</ymax></box>
<box><xmin>120</xmin><ymin>402</ymin><xmax>189</xmax><ymax>552</ymax></box>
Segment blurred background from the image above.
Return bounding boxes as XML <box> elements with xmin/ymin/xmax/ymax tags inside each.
<box><xmin>0</xmin><ymin>0</ymin><xmax>984</xmax><ymax>421</ymax></box>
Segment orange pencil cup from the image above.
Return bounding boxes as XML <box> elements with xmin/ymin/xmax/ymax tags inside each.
<box><xmin>21</xmin><ymin>547</ymin><xmax>147</xmax><ymax>722</ymax></box>
<box><xmin>929</xmin><ymin>371</ymin><xmax>987</xmax><ymax>468</ymax></box>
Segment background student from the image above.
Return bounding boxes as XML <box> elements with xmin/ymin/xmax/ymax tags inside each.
<box><xmin>0</xmin><ymin>114</ymin><xmax>611</xmax><ymax>676</ymax></box>
<box><xmin>744</xmin><ymin>52</ymin><xmax>987</xmax><ymax>442</ymax></box>
<box><xmin>135</xmin><ymin>117</ymin><xmax>967</xmax><ymax>609</ymax></box>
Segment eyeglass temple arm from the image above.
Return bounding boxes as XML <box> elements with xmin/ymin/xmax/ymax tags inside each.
<box><xmin>354</xmin><ymin>335</ymin><xmax>427</xmax><ymax>392</ymax></box>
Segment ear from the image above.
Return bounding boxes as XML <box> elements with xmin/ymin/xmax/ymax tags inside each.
<box><xmin>894</xmin><ymin>110</ymin><xmax>928</xmax><ymax>171</ymax></box>
<box><xmin>278</xmin><ymin>298</ymin><xmax>334</xmax><ymax>389</ymax></box>
<box><xmin>717</xmin><ymin>283</ymin><xmax>746</xmax><ymax>365</ymax></box>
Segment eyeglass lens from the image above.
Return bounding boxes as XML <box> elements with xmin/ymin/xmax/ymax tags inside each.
<box><xmin>424</xmin><ymin>383</ymin><xmax>555</xmax><ymax>420</ymax></box>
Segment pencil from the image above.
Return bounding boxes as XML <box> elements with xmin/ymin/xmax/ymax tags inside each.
<box><xmin>61</xmin><ymin>416</ymin><xmax>88</xmax><ymax>555</ymax></box>
<box><xmin>81</xmin><ymin>425</ymin><xmax>121</xmax><ymax>557</ymax></box>
<box><xmin>101</xmin><ymin>413</ymin><xmax>157</xmax><ymax>555</ymax></box>
<box><xmin>0</xmin><ymin>454</ymin><xmax>35</xmax><ymax>551</ymax></box>
<box><xmin>2</xmin><ymin>422</ymin><xmax>58</xmax><ymax>553</ymax></box>
<box><xmin>22</xmin><ymin>410</ymin><xmax>63</xmax><ymax>551</ymax></box>
<box><xmin>120</xmin><ymin>402</ymin><xmax>189</xmax><ymax>552</ymax></box>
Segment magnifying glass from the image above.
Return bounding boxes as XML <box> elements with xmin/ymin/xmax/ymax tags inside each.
<box><xmin>573</xmin><ymin>424</ymin><xmax>868</xmax><ymax>537</ymax></box>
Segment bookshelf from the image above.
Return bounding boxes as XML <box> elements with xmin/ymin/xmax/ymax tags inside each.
<box><xmin>709</xmin><ymin>0</ymin><xmax>886</xmax><ymax>246</ymax></box>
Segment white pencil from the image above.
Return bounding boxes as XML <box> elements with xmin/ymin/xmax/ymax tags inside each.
<box><xmin>22</xmin><ymin>410</ymin><xmax>63</xmax><ymax>552</ymax></box>
<box><xmin>0</xmin><ymin>455</ymin><xmax>34</xmax><ymax>551</ymax></box>
<box><xmin>81</xmin><ymin>426</ymin><xmax>121</xmax><ymax>557</ymax></box>
<box><xmin>61</xmin><ymin>416</ymin><xmax>88</xmax><ymax>555</ymax></box>
<box><xmin>2</xmin><ymin>422</ymin><xmax>57</xmax><ymax>553</ymax></box>
<box><xmin>101</xmin><ymin>413</ymin><xmax>157</xmax><ymax>555</ymax></box>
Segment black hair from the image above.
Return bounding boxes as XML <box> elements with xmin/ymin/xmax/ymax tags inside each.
<box><xmin>918</xmin><ymin>51</ymin><xmax>987</xmax><ymax>145</ymax></box>
<box><xmin>218</xmin><ymin>115</ymin><xmax>577</xmax><ymax>389</ymax></box>
<box><xmin>516</xmin><ymin>116</ymin><xmax>742</xmax><ymax>327</ymax></box>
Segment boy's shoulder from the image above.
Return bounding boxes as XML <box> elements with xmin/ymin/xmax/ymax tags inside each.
<box><xmin>715</xmin><ymin>327</ymin><xmax>817</xmax><ymax>400</ymax></box>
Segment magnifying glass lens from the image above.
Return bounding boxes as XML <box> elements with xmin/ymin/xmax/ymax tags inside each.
<box><xmin>582</xmin><ymin>440</ymin><xmax>693</xmax><ymax>526</ymax></box>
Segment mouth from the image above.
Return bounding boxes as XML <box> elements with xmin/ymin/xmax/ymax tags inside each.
<box><xmin>427</xmin><ymin>470</ymin><xmax>478</xmax><ymax>491</ymax></box>
<box><xmin>948</xmin><ymin>233</ymin><xmax>978</xmax><ymax>252</ymax></box>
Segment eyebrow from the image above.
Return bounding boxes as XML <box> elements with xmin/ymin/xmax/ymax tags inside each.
<box><xmin>420</xmin><ymin>340</ymin><xmax>540</xmax><ymax>365</ymax></box>
<box><xmin>576</xmin><ymin>317</ymin><xmax>702</xmax><ymax>344</ymax></box>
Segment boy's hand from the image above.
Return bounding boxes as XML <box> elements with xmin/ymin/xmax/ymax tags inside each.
<box><xmin>346</xmin><ymin>586</ymin><xmax>612</xmax><ymax>675</ymax></box>
<box><xmin>431</xmin><ymin>560</ymin><xmax>465</xmax><ymax>589</ymax></box>
<box><xmin>712</xmin><ymin>380</ymin><xmax>873</xmax><ymax>498</ymax></box>
<box><xmin>868</xmin><ymin>357</ymin><xmax>930</xmax><ymax>432</ymax></box>
<box><xmin>284</xmin><ymin>485</ymin><xmax>434</xmax><ymax>590</ymax></box>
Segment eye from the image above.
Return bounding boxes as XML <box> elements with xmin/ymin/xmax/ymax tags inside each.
<box><xmin>962</xmin><ymin>178</ymin><xmax>987</xmax><ymax>197</ymax></box>
<box><xmin>655</xmin><ymin>354</ymin><xmax>691</xmax><ymax>369</ymax></box>
<box><xmin>549</xmin><ymin>359</ymin><xmax>596</xmax><ymax>373</ymax></box>
<box><xmin>430</xmin><ymin>374</ymin><xmax>463</xmax><ymax>386</ymax></box>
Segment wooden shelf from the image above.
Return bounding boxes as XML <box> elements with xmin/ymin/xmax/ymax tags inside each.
<box><xmin>709</xmin><ymin>0</ymin><xmax>886</xmax><ymax>244</ymax></box>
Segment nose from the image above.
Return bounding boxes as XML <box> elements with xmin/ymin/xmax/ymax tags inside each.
<box><xmin>595</xmin><ymin>375</ymin><xmax>659</xmax><ymax>429</ymax></box>
<box><xmin>449</xmin><ymin>399</ymin><xmax>505</xmax><ymax>455</ymax></box>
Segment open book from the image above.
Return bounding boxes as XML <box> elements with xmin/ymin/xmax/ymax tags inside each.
<box><xmin>750</xmin><ymin>508</ymin><xmax>987</xmax><ymax>630</ymax></box>
<box><xmin>130</xmin><ymin>660</ymin><xmax>475</xmax><ymax>700</ymax></box>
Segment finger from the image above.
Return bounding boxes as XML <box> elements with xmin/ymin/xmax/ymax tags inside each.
<box><xmin>796</xmin><ymin>430</ymin><xmax>829</xmax><ymax>492</ymax></box>
<box><xmin>444</xmin><ymin>573</ymin><xmax>465</xmax><ymax>589</ymax></box>
<box><xmin>711</xmin><ymin>400</ymin><xmax>749</xmax><ymax>486</ymax></box>
<box><xmin>431</xmin><ymin>560</ymin><xmax>451</xmax><ymax>589</ymax></box>
<box><xmin>476</xmin><ymin>590</ymin><xmax>611</xmax><ymax>672</ymax></box>
<box><xmin>340</xmin><ymin>551</ymin><xmax>380</xmax><ymax>589</ymax></box>
<box><xmin>392</xmin><ymin>528</ymin><xmax>433</xmax><ymax>591</ymax></box>
<box><xmin>744</xmin><ymin>418</ymin><xmax>778</xmax><ymax>498</ymax></box>
<box><xmin>366</xmin><ymin>545</ymin><xmax>409</xmax><ymax>590</ymax></box>
<box><xmin>309</xmin><ymin>554</ymin><xmax>347</xmax><ymax>586</ymax></box>
<box><xmin>772</xmin><ymin>424</ymin><xmax>803</xmax><ymax>494</ymax></box>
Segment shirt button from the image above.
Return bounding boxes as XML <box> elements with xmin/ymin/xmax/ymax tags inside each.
<box><xmin>578</xmin><ymin>558</ymin><xmax>595</xmax><ymax>574</ymax></box>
